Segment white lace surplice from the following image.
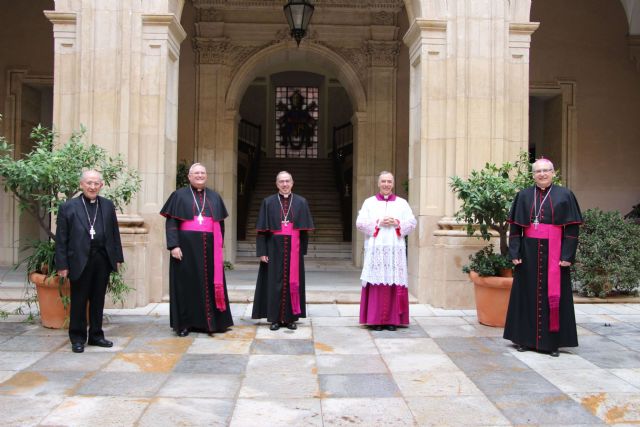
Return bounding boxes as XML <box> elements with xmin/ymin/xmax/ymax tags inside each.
<box><xmin>356</xmin><ymin>195</ymin><xmax>417</xmax><ymax>287</ymax></box>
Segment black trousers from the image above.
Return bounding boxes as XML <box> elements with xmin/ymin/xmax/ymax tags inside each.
<box><xmin>69</xmin><ymin>248</ymin><xmax>110</xmax><ymax>344</ymax></box>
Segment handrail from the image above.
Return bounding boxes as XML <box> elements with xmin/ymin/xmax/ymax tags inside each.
<box><xmin>238</xmin><ymin>119</ymin><xmax>262</xmax><ymax>240</ymax></box>
<box><xmin>331</xmin><ymin>122</ymin><xmax>353</xmax><ymax>241</ymax></box>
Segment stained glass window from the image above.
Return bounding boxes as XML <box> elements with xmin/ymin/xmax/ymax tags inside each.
<box><xmin>275</xmin><ymin>86</ymin><xmax>319</xmax><ymax>158</ymax></box>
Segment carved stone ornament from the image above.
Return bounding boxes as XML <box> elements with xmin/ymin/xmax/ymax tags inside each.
<box><xmin>192</xmin><ymin>0</ymin><xmax>404</xmax><ymax>10</ymax></box>
<box><xmin>372</xmin><ymin>10</ymin><xmax>394</xmax><ymax>25</ymax></box>
<box><xmin>366</xmin><ymin>40</ymin><xmax>400</xmax><ymax>67</ymax></box>
<box><xmin>196</xmin><ymin>7</ymin><xmax>223</xmax><ymax>22</ymax></box>
<box><xmin>193</xmin><ymin>38</ymin><xmax>262</xmax><ymax>67</ymax></box>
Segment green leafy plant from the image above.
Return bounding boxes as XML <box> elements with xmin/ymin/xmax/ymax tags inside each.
<box><xmin>176</xmin><ymin>159</ymin><xmax>190</xmax><ymax>189</ymax></box>
<box><xmin>0</xmin><ymin>124</ymin><xmax>141</xmax><ymax>307</ymax></box>
<box><xmin>461</xmin><ymin>244</ymin><xmax>513</xmax><ymax>277</ymax></box>
<box><xmin>449</xmin><ymin>152</ymin><xmax>553</xmax><ymax>276</ymax></box>
<box><xmin>572</xmin><ymin>209</ymin><xmax>640</xmax><ymax>297</ymax></box>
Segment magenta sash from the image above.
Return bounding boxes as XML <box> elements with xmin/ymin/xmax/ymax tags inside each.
<box><xmin>180</xmin><ymin>217</ymin><xmax>226</xmax><ymax>312</ymax></box>
<box><xmin>272</xmin><ymin>223</ymin><xmax>301</xmax><ymax>315</ymax></box>
<box><xmin>524</xmin><ymin>223</ymin><xmax>562</xmax><ymax>332</ymax></box>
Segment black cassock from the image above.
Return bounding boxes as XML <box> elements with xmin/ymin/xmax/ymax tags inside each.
<box><xmin>160</xmin><ymin>187</ymin><xmax>233</xmax><ymax>333</ymax></box>
<box><xmin>252</xmin><ymin>193</ymin><xmax>314</xmax><ymax>323</ymax></box>
<box><xmin>503</xmin><ymin>185</ymin><xmax>582</xmax><ymax>351</ymax></box>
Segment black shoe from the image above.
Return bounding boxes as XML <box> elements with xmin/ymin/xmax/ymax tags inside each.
<box><xmin>385</xmin><ymin>325</ymin><xmax>397</xmax><ymax>331</ymax></box>
<box><xmin>372</xmin><ymin>325</ymin><xmax>383</xmax><ymax>331</ymax></box>
<box><xmin>177</xmin><ymin>329</ymin><xmax>189</xmax><ymax>337</ymax></box>
<box><xmin>269</xmin><ymin>322</ymin><xmax>280</xmax><ymax>331</ymax></box>
<box><xmin>88</xmin><ymin>338</ymin><xmax>113</xmax><ymax>348</ymax></box>
<box><xmin>550</xmin><ymin>350</ymin><xmax>560</xmax><ymax>357</ymax></box>
<box><xmin>71</xmin><ymin>342</ymin><xmax>84</xmax><ymax>353</ymax></box>
<box><xmin>516</xmin><ymin>344</ymin><xmax>527</xmax><ymax>352</ymax></box>
<box><xmin>286</xmin><ymin>322</ymin><xmax>297</xmax><ymax>330</ymax></box>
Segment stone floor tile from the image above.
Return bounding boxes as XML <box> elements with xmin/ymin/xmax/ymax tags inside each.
<box><xmin>310</xmin><ymin>316</ymin><xmax>360</xmax><ymax>327</ymax></box>
<box><xmin>319</xmin><ymin>373</ymin><xmax>400</xmax><ymax>398</ymax></box>
<box><xmin>123</xmin><ymin>335</ymin><xmax>194</xmax><ymax>354</ymax></box>
<box><xmin>431</xmin><ymin>307</ymin><xmax>466</xmax><ymax>317</ymax></box>
<box><xmin>307</xmin><ymin>304</ymin><xmax>340</xmax><ymax>316</ymax></box>
<box><xmin>0</xmin><ymin>322</ymin><xmax>39</xmax><ymax>335</ymax></box>
<box><xmin>577</xmin><ymin>305</ymin><xmax>617</xmax><ymax>315</ymax></box>
<box><xmin>577</xmin><ymin>325</ymin><xmax>598</xmax><ymax>336</ymax></box>
<box><xmin>214</xmin><ymin>324</ymin><xmax>257</xmax><ymax>341</ymax></box>
<box><xmin>603</xmin><ymin>304</ymin><xmax>640</xmax><ymax>315</ymax></box>
<box><xmin>231</xmin><ymin>303</ymin><xmax>248</xmax><ymax>316</ymax></box>
<box><xmin>174</xmin><ymin>354</ymin><xmax>248</xmax><ymax>375</ymax></box>
<box><xmin>230</xmin><ymin>398</ymin><xmax>322</xmax><ymax>427</ymax></box>
<box><xmin>0</xmin><ymin>371</ymin><xmax>14</xmax><ymax>383</ymax></box>
<box><xmin>610</xmin><ymin>368</ymin><xmax>640</xmax><ymax>388</ymax></box>
<box><xmin>406</xmin><ymin>395</ymin><xmax>510</xmax><ymax>426</ymax></box>
<box><xmin>321</xmin><ymin>397</ymin><xmax>416</xmax><ymax>426</ymax></box>
<box><xmin>157</xmin><ymin>373</ymin><xmax>242</xmax><ymax>398</ymax></box>
<box><xmin>606</xmin><ymin>334</ymin><xmax>640</xmax><ymax>351</ymax></box>
<box><xmin>102</xmin><ymin>352</ymin><xmax>181</xmax><ymax>373</ymax></box>
<box><xmin>242</xmin><ymin>303</ymin><xmax>254</xmax><ymax>318</ymax></box>
<box><xmin>104</xmin><ymin>303</ymin><xmax>156</xmax><ymax>316</ymax></box>
<box><xmin>573</xmin><ymin>349</ymin><xmax>640</xmax><ymax>369</ymax></box>
<box><xmin>512</xmin><ymin>350</ymin><xmax>600</xmax><ymax>371</ymax></box>
<box><xmin>407</xmin><ymin>304</ymin><xmax>436</xmax><ymax>316</ymax></box>
<box><xmin>413</xmin><ymin>316</ymin><xmax>468</xmax><ymax>326</ymax></box>
<box><xmin>250</xmin><ymin>339</ymin><xmax>315</xmax><ymax>355</ymax></box>
<box><xmin>76</xmin><ymin>371</ymin><xmax>168</xmax><ymax>397</ymax></box>
<box><xmin>0</xmin><ymin>395</ymin><xmax>64</xmax><ymax>425</ymax></box>
<box><xmin>255</xmin><ymin>325</ymin><xmax>312</xmax><ymax>340</ymax></box>
<box><xmin>445</xmin><ymin>352</ymin><xmax>529</xmax><ymax>376</ymax></box>
<box><xmin>29</xmin><ymin>351</ymin><xmax>115</xmax><ymax>372</ymax></box>
<box><xmin>55</xmin><ymin>336</ymin><xmax>131</xmax><ymax>353</ymax></box>
<box><xmin>569</xmin><ymin>391</ymin><xmax>640</xmax><ymax>425</ymax></box>
<box><xmin>367</xmin><ymin>324</ymin><xmax>428</xmax><ymax>339</ymax></box>
<box><xmin>239</xmin><ymin>372</ymin><xmax>319</xmax><ymax>398</ymax></box>
<box><xmin>374</xmin><ymin>337</ymin><xmax>444</xmax><ymax>355</ymax></box>
<box><xmin>419</xmin><ymin>323</ymin><xmax>479</xmax><ymax>338</ymax></box>
<box><xmin>316</xmin><ymin>354</ymin><xmax>388</xmax><ymax>374</ymax></box>
<box><xmin>148</xmin><ymin>303</ymin><xmax>170</xmax><ymax>316</ymax></box>
<box><xmin>336</xmin><ymin>304</ymin><xmax>361</xmax><ymax>317</ymax></box>
<box><xmin>0</xmin><ymin>350</ymin><xmax>48</xmax><ymax>370</ymax></box>
<box><xmin>39</xmin><ymin>395</ymin><xmax>150</xmax><ymax>426</ymax></box>
<box><xmin>0</xmin><ymin>370</ymin><xmax>86</xmax><ymax>396</ymax></box>
<box><xmin>393</xmin><ymin>370</ymin><xmax>483</xmax><ymax>397</ymax></box>
<box><xmin>21</xmin><ymin>326</ymin><xmax>69</xmax><ymax>336</ymax></box>
<box><xmin>434</xmin><ymin>336</ymin><xmax>507</xmax><ymax>354</ymax></box>
<box><xmin>542</xmin><ymin>368</ymin><xmax>640</xmax><ymax>393</ymax></box>
<box><xmin>0</xmin><ymin>335</ymin><xmax>67</xmax><ymax>352</ymax></box>
<box><xmin>382</xmin><ymin>353</ymin><xmax>460</xmax><ymax>373</ymax></box>
<box><xmin>580</xmin><ymin>322</ymin><xmax>640</xmax><ymax>336</ymax></box>
<box><xmin>467</xmin><ymin>368</ymin><xmax>562</xmax><ymax>396</ymax></box>
<box><xmin>188</xmin><ymin>337</ymin><xmax>252</xmax><ymax>354</ymax></box>
<box><xmin>246</xmin><ymin>354</ymin><xmax>316</xmax><ymax>374</ymax></box>
<box><xmin>139</xmin><ymin>397</ymin><xmax>234</xmax><ymax>426</ymax></box>
<box><xmin>492</xmin><ymin>392</ymin><xmax>603</xmax><ymax>425</ymax></box>
<box><xmin>609</xmin><ymin>314</ymin><xmax>640</xmax><ymax>323</ymax></box>
<box><xmin>313</xmin><ymin>326</ymin><xmax>378</xmax><ymax>355</ymax></box>
<box><xmin>471</xmin><ymin>323</ymin><xmax>509</xmax><ymax>337</ymax></box>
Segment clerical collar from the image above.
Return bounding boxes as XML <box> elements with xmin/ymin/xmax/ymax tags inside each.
<box><xmin>191</xmin><ymin>185</ymin><xmax>204</xmax><ymax>192</ymax></box>
<box><xmin>536</xmin><ymin>184</ymin><xmax>552</xmax><ymax>192</ymax></box>
<box><xmin>82</xmin><ymin>194</ymin><xmax>98</xmax><ymax>204</ymax></box>
<box><xmin>375</xmin><ymin>193</ymin><xmax>396</xmax><ymax>201</ymax></box>
<box><xmin>279</xmin><ymin>192</ymin><xmax>291</xmax><ymax>199</ymax></box>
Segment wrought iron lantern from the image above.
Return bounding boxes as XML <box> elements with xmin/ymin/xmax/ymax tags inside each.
<box><xmin>283</xmin><ymin>0</ymin><xmax>315</xmax><ymax>46</ymax></box>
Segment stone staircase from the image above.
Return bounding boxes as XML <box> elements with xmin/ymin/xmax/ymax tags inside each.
<box><xmin>239</xmin><ymin>157</ymin><xmax>351</xmax><ymax>263</ymax></box>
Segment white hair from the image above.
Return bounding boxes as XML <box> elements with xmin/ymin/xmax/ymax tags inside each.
<box><xmin>532</xmin><ymin>158</ymin><xmax>554</xmax><ymax>171</ymax></box>
<box><xmin>188</xmin><ymin>163</ymin><xmax>207</xmax><ymax>174</ymax></box>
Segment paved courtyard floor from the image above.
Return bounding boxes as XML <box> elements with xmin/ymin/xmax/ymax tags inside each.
<box><xmin>0</xmin><ymin>302</ymin><xmax>639</xmax><ymax>426</ymax></box>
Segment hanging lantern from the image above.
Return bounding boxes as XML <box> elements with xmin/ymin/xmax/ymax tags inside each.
<box><xmin>283</xmin><ymin>0</ymin><xmax>315</xmax><ymax>46</ymax></box>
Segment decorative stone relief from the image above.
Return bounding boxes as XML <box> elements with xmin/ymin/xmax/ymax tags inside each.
<box><xmin>193</xmin><ymin>37</ymin><xmax>262</xmax><ymax>67</ymax></box>
<box><xmin>372</xmin><ymin>10</ymin><xmax>395</xmax><ymax>25</ymax></box>
<box><xmin>366</xmin><ymin>40</ymin><xmax>400</xmax><ymax>67</ymax></box>
<box><xmin>196</xmin><ymin>7</ymin><xmax>223</xmax><ymax>22</ymax></box>
<box><xmin>193</xmin><ymin>0</ymin><xmax>403</xmax><ymax>9</ymax></box>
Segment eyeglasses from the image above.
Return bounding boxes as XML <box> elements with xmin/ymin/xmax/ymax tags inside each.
<box><xmin>533</xmin><ymin>168</ymin><xmax>553</xmax><ymax>175</ymax></box>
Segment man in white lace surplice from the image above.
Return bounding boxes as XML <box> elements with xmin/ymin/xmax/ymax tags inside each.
<box><xmin>356</xmin><ymin>172</ymin><xmax>417</xmax><ymax>331</ymax></box>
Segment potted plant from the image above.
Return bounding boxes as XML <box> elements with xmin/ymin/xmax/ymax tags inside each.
<box><xmin>0</xmin><ymin>124</ymin><xmax>141</xmax><ymax>328</ymax></box>
<box><xmin>450</xmin><ymin>152</ymin><xmax>534</xmax><ymax>327</ymax></box>
<box><xmin>573</xmin><ymin>208</ymin><xmax>640</xmax><ymax>298</ymax></box>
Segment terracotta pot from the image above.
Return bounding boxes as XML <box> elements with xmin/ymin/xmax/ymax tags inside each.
<box><xmin>29</xmin><ymin>272</ymin><xmax>71</xmax><ymax>329</ymax></box>
<box><xmin>498</xmin><ymin>268</ymin><xmax>513</xmax><ymax>278</ymax></box>
<box><xmin>469</xmin><ymin>271</ymin><xmax>513</xmax><ymax>327</ymax></box>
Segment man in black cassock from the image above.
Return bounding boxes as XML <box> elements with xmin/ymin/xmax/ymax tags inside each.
<box><xmin>160</xmin><ymin>163</ymin><xmax>233</xmax><ymax>337</ymax></box>
<box><xmin>252</xmin><ymin>171</ymin><xmax>314</xmax><ymax>331</ymax></box>
<box><xmin>504</xmin><ymin>158</ymin><xmax>582</xmax><ymax>357</ymax></box>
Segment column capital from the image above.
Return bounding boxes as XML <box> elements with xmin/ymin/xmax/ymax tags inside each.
<box><xmin>367</xmin><ymin>40</ymin><xmax>400</xmax><ymax>67</ymax></box>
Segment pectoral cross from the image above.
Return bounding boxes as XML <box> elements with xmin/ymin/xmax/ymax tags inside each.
<box><xmin>282</xmin><ymin>220</ymin><xmax>289</xmax><ymax>226</ymax></box>
<box><xmin>198</xmin><ymin>214</ymin><xmax>203</xmax><ymax>225</ymax></box>
<box><xmin>533</xmin><ymin>218</ymin><xmax>539</xmax><ymax>230</ymax></box>
<box><xmin>89</xmin><ymin>226</ymin><xmax>96</xmax><ymax>240</ymax></box>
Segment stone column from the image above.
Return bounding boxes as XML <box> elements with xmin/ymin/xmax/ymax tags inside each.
<box><xmin>192</xmin><ymin>36</ymin><xmax>238</xmax><ymax>262</ymax></box>
<box><xmin>403</xmin><ymin>1</ymin><xmax>537</xmax><ymax>308</ymax></box>
<box><xmin>46</xmin><ymin>1</ymin><xmax>186</xmax><ymax>307</ymax></box>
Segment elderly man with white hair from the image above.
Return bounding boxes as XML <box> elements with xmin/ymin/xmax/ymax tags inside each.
<box><xmin>503</xmin><ymin>158</ymin><xmax>583</xmax><ymax>357</ymax></box>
